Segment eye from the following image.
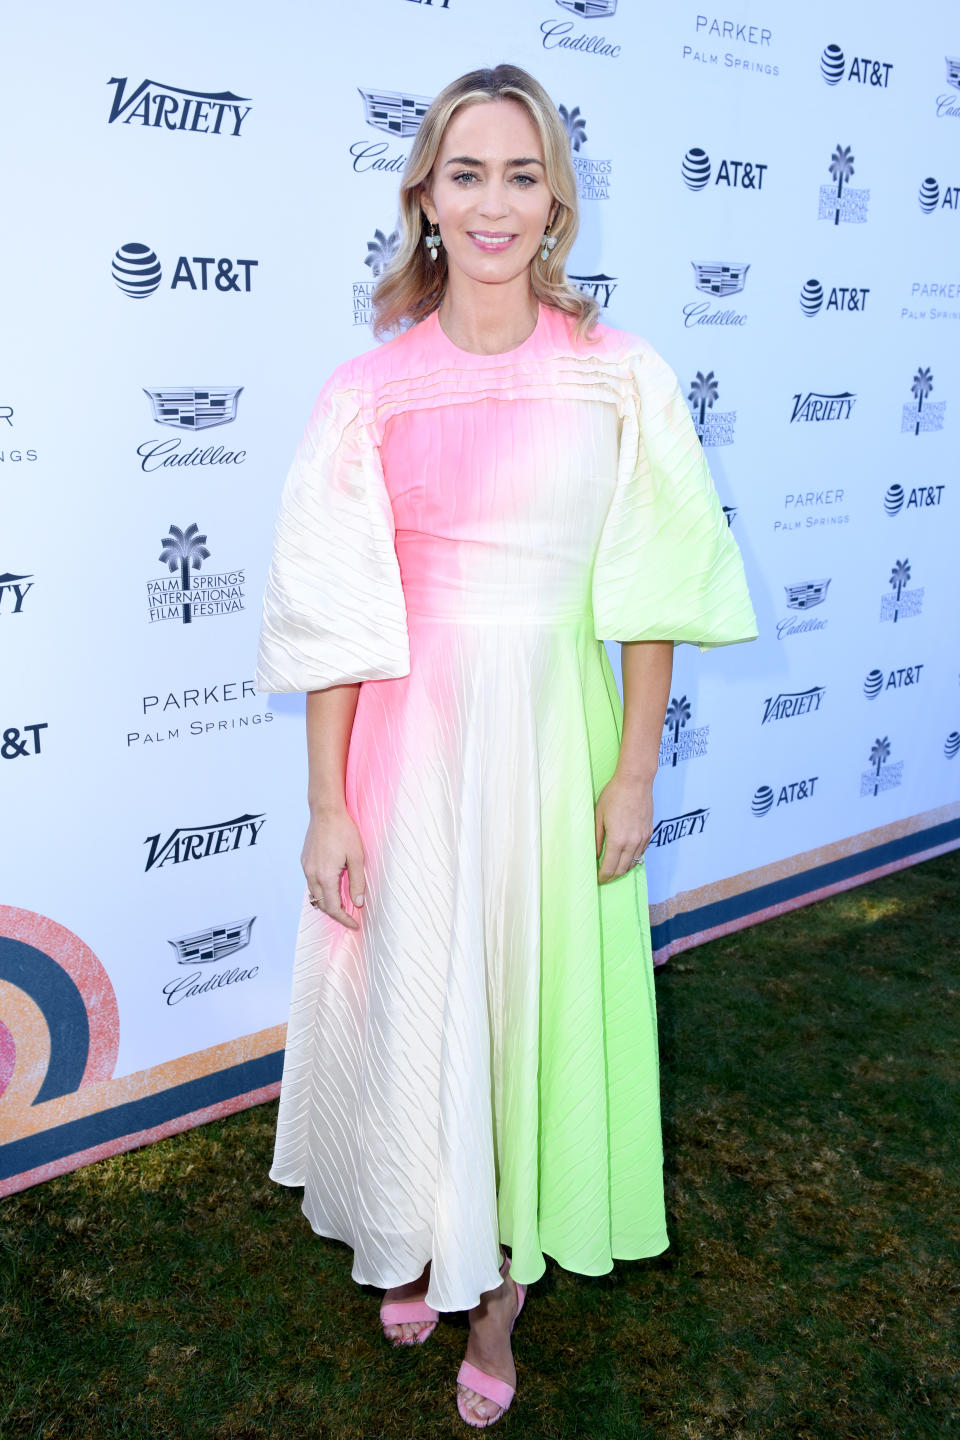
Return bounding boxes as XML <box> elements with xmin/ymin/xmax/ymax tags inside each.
<box><xmin>451</xmin><ymin>170</ymin><xmax>478</xmax><ymax>185</ymax></box>
<box><xmin>511</xmin><ymin>174</ymin><xmax>537</xmax><ymax>186</ymax></box>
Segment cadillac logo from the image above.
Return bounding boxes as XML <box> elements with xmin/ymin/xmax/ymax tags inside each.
<box><xmin>143</xmin><ymin>386</ymin><xmax>243</xmax><ymax>431</ymax></box>
<box><xmin>691</xmin><ymin>262</ymin><xmax>749</xmax><ymax>297</ymax></box>
<box><xmin>357</xmin><ymin>88</ymin><xmax>432</xmax><ymax>137</ymax></box>
<box><xmin>168</xmin><ymin>917</ymin><xmax>256</xmax><ymax>965</ymax></box>
<box><xmin>785</xmin><ymin>580</ymin><xmax>830</xmax><ymax>610</ymax></box>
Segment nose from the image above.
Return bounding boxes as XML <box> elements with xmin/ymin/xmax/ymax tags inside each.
<box><xmin>477</xmin><ymin>179</ymin><xmax>511</xmax><ymax>220</ymax></box>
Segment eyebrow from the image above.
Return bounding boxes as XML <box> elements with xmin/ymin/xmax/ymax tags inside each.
<box><xmin>443</xmin><ymin>155</ymin><xmax>545</xmax><ymax>168</ymax></box>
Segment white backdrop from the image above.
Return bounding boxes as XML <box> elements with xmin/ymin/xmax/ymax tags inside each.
<box><xmin>2</xmin><ymin>0</ymin><xmax>958</xmax><ymax>1195</ymax></box>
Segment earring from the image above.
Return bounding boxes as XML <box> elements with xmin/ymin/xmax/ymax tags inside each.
<box><xmin>540</xmin><ymin>224</ymin><xmax>558</xmax><ymax>262</ymax></box>
<box><xmin>425</xmin><ymin>220</ymin><xmax>441</xmax><ymax>261</ymax></box>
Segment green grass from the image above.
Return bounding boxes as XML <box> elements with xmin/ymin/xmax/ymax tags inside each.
<box><xmin>3</xmin><ymin>851</ymin><xmax>959</xmax><ymax>1440</ymax></box>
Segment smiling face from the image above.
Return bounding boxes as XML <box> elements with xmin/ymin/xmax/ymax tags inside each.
<box><xmin>420</xmin><ymin>98</ymin><xmax>557</xmax><ymax>294</ymax></box>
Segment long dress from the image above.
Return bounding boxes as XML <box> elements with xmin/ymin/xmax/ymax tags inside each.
<box><xmin>254</xmin><ymin>300</ymin><xmax>758</xmax><ymax>1313</ymax></box>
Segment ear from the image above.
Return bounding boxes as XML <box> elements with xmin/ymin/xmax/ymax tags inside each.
<box><xmin>420</xmin><ymin>187</ymin><xmax>437</xmax><ymax>226</ymax></box>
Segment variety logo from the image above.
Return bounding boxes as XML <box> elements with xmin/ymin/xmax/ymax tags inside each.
<box><xmin>918</xmin><ymin>177</ymin><xmax>960</xmax><ymax>213</ymax></box>
<box><xmin>540</xmin><ymin>1</ymin><xmax>622</xmax><ymax>61</ymax></box>
<box><xmin>559</xmin><ymin>103</ymin><xmax>613</xmax><ymax>200</ymax></box>
<box><xmin>168</xmin><ymin>917</ymin><xmax>256</xmax><ymax>966</ymax></box>
<box><xmin>775</xmin><ymin>487</ymin><xmax>850</xmax><ymax>534</ymax></box>
<box><xmin>799</xmin><ymin>279</ymin><xmax>869</xmax><ymax>315</ymax></box>
<box><xmin>760</xmin><ymin>685</ymin><xmax>826</xmax><ymax>725</ymax></box>
<box><xmin>1</xmin><ymin>723</ymin><xmax>47</xmax><ymax>759</ymax></box>
<box><xmin>879</xmin><ymin>559</ymin><xmax>924</xmax><ymax>622</ymax></box>
<box><xmin>790</xmin><ymin>390</ymin><xmax>856</xmax><ymax>423</ymax></box>
<box><xmin>684</xmin><ymin>262</ymin><xmax>749</xmax><ymax>328</ymax></box>
<box><xmin>106</xmin><ymin>78</ymin><xmax>252</xmax><ymax>136</ymax></box>
<box><xmin>681</xmin><ymin>148</ymin><xmax>767</xmax><ymax>191</ymax></box>
<box><xmin>351</xmin><ymin>87</ymin><xmax>431</xmax><ymax>174</ymax></box>
<box><xmin>112</xmin><ymin>243</ymin><xmax>258</xmax><ymax>298</ymax></box>
<box><xmin>901</xmin><ymin>366</ymin><xmax>946</xmax><ymax>434</ymax></box>
<box><xmin>901</xmin><ymin>280</ymin><xmax>960</xmax><ymax>323</ymax></box>
<box><xmin>649</xmin><ymin>807</ymin><xmax>709</xmax><ymax>847</ymax></box>
<box><xmin>0</xmin><ymin>405</ymin><xmax>38</xmax><ymax>463</ymax></box>
<box><xmin>818</xmin><ymin>144</ymin><xmax>869</xmax><ymax>224</ymax></box>
<box><xmin>863</xmin><ymin>665</ymin><xmax>924</xmax><ymax>700</ymax></box>
<box><xmin>569</xmin><ymin>272</ymin><xmax>618</xmax><ymax>307</ymax></box>
<box><xmin>147</xmin><ymin>523</ymin><xmax>245</xmax><ymax>625</ymax></box>
<box><xmin>144</xmin><ymin>813</ymin><xmax>266</xmax><ymax>872</ymax></box>
<box><xmin>127</xmin><ymin>679</ymin><xmax>274</xmax><ymax>748</ymax></box>
<box><xmin>683</xmin><ymin>15</ymin><xmax>778</xmax><ymax>79</ymax></box>
<box><xmin>0</xmin><ymin>571</ymin><xmax>33</xmax><ymax>615</ymax></box>
<box><xmin>354</xmin><ymin>226</ymin><xmax>401</xmax><ymax>326</ymax></box>
<box><xmin>819</xmin><ymin>45</ymin><xmax>892</xmax><ymax>88</ymax></box>
<box><xmin>776</xmin><ymin>579</ymin><xmax>830</xmax><ymax>639</ymax></box>
<box><xmin>687</xmin><ymin>370</ymin><xmax>736</xmax><ymax>445</ymax></box>
<box><xmin>859</xmin><ymin>737</ymin><xmax>903</xmax><ymax>797</ymax></box>
<box><xmin>143</xmin><ymin>386</ymin><xmax>243</xmax><ymax>431</ymax></box>
<box><xmin>751</xmin><ymin>777</ymin><xmax>818</xmax><ymax>817</ymax></box>
<box><xmin>936</xmin><ymin>57</ymin><xmax>960</xmax><ymax>118</ymax></box>
<box><xmin>659</xmin><ymin>696</ymin><xmax>709</xmax><ymax>768</ymax></box>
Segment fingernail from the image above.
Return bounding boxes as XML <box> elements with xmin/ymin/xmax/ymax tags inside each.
<box><xmin>354</xmin><ymin>894</ymin><xmax>364</xmax><ymax>906</ymax></box>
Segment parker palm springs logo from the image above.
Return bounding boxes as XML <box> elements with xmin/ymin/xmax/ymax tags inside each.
<box><xmin>682</xmin><ymin>148</ymin><xmax>767</xmax><ymax>192</ymax></box>
<box><xmin>819</xmin><ymin>46</ymin><xmax>892</xmax><ymax>89</ymax></box>
<box><xmin>144</xmin><ymin>814</ymin><xmax>265</xmax><ymax>872</ymax></box>
<box><xmin>559</xmin><ymin>103</ymin><xmax>613</xmax><ymax>200</ymax></box>
<box><xmin>660</xmin><ymin>696</ymin><xmax>709</xmax><ymax>767</ymax></box>
<box><xmin>148</xmin><ymin>523</ymin><xmax>245</xmax><ymax>625</ymax></box>
<box><xmin>860</xmin><ymin>738</ymin><xmax>903</xmax><ymax>798</ymax></box>
<box><xmin>106</xmin><ymin>78</ymin><xmax>252</xmax><ymax>136</ymax></box>
<box><xmin>687</xmin><ymin>370</ymin><xmax>736</xmax><ymax>445</ymax></box>
<box><xmin>685</xmin><ymin>263</ymin><xmax>749</xmax><ymax>328</ymax></box>
<box><xmin>901</xmin><ymin>367</ymin><xmax>946</xmax><ymax>434</ymax></box>
<box><xmin>354</xmin><ymin>226</ymin><xmax>401</xmax><ymax>326</ymax></box>
<box><xmin>818</xmin><ymin>145</ymin><xmax>869</xmax><ymax>224</ymax></box>
<box><xmin>880</xmin><ymin>559</ymin><xmax>924</xmax><ymax>623</ymax></box>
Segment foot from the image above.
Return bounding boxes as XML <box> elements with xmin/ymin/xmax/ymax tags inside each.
<box><xmin>381</xmin><ymin>1261</ymin><xmax>436</xmax><ymax>1345</ymax></box>
<box><xmin>457</xmin><ymin>1255</ymin><xmax>521</xmax><ymax>1425</ymax></box>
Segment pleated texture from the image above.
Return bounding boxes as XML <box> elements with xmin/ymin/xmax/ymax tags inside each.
<box><xmin>255</xmin><ymin>304</ymin><xmax>758</xmax><ymax>1311</ymax></box>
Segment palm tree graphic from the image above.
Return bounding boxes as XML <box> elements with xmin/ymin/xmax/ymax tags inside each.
<box><xmin>828</xmin><ymin>144</ymin><xmax>855</xmax><ymax>225</ymax></box>
<box><xmin>159</xmin><ymin>523</ymin><xmax>210</xmax><ymax>625</ymax></box>
<box><xmin>558</xmin><ymin>104</ymin><xmax>588</xmax><ymax>152</ymax></box>
<box><xmin>688</xmin><ymin>372</ymin><xmax>719</xmax><ymax>436</ymax></box>
<box><xmin>910</xmin><ymin>367</ymin><xmax>933</xmax><ymax>436</ymax></box>
<box><xmin>888</xmin><ymin>558</ymin><xmax>910</xmax><ymax>621</ymax></box>
<box><xmin>364</xmin><ymin>228</ymin><xmax>400</xmax><ymax>278</ymax></box>
<box><xmin>868</xmin><ymin>736</ymin><xmax>891</xmax><ymax>796</ymax></box>
<box><xmin>664</xmin><ymin>696</ymin><xmax>692</xmax><ymax>767</ymax></box>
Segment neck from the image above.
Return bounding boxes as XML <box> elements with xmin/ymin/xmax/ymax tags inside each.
<box><xmin>436</xmin><ymin>273</ymin><xmax>540</xmax><ymax>355</ymax></box>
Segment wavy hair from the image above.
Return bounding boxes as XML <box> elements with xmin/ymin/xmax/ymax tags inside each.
<box><xmin>370</xmin><ymin>63</ymin><xmax>600</xmax><ymax>343</ymax></box>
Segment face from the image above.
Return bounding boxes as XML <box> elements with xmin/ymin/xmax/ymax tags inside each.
<box><xmin>421</xmin><ymin>98</ymin><xmax>558</xmax><ymax>290</ymax></box>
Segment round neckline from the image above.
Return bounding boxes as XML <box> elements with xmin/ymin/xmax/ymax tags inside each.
<box><xmin>429</xmin><ymin>301</ymin><xmax>545</xmax><ymax>362</ymax></box>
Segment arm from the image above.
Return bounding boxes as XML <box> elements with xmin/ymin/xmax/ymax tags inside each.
<box><xmin>301</xmin><ymin>683</ymin><xmax>366</xmax><ymax>930</ymax></box>
<box><xmin>595</xmin><ymin>639</ymin><xmax>674</xmax><ymax>883</ymax></box>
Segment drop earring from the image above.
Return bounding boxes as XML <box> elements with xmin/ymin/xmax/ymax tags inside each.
<box><xmin>540</xmin><ymin>223</ymin><xmax>557</xmax><ymax>262</ymax></box>
<box><xmin>425</xmin><ymin>220</ymin><xmax>441</xmax><ymax>261</ymax></box>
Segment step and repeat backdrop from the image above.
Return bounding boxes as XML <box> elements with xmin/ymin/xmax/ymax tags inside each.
<box><xmin>2</xmin><ymin>0</ymin><xmax>958</xmax><ymax>1194</ymax></box>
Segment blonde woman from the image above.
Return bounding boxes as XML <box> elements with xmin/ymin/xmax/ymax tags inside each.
<box><xmin>255</xmin><ymin>62</ymin><xmax>757</xmax><ymax>1427</ymax></box>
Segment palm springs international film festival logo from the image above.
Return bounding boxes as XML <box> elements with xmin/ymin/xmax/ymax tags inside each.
<box><xmin>659</xmin><ymin>696</ymin><xmax>709</xmax><ymax>767</ymax></box>
<box><xmin>859</xmin><ymin>738</ymin><xmax>903</xmax><ymax>798</ymax></box>
<box><xmin>138</xmin><ymin>388</ymin><xmax>246</xmax><ymax>473</ymax></box>
<box><xmin>799</xmin><ymin>279</ymin><xmax>869</xmax><ymax>316</ymax></box>
<box><xmin>818</xmin><ymin>145</ymin><xmax>869</xmax><ymax>224</ymax></box>
<box><xmin>106</xmin><ymin>78</ymin><xmax>253</xmax><ymax>136</ymax></box>
<box><xmin>901</xmin><ymin>367</ymin><xmax>946</xmax><ymax>434</ymax></box>
<box><xmin>935</xmin><ymin>56</ymin><xmax>960</xmax><ymax>119</ymax></box>
<box><xmin>687</xmin><ymin>370</ymin><xmax>736</xmax><ymax>445</ymax></box>
<box><xmin>761</xmin><ymin>685</ymin><xmax>826</xmax><ymax>725</ymax></box>
<box><xmin>351</xmin><ymin>88</ymin><xmax>432</xmax><ymax>174</ymax></box>
<box><xmin>685</xmin><ymin>262</ymin><xmax>749</xmax><ymax>328</ymax></box>
<box><xmin>144</xmin><ymin>815</ymin><xmax>265</xmax><ymax>872</ymax></box>
<box><xmin>776</xmin><ymin>579</ymin><xmax>830</xmax><ymax>640</ymax></box>
<box><xmin>559</xmin><ymin>104</ymin><xmax>613</xmax><ymax>200</ymax></box>
<box><xmin>147</xmin><ymin>524</ymin><xmax>245</xmax><ymax>624</ymax></box>
<box><xmin>819</xmin><ymin>45</ymin><xmax>893</xmax><ymax>90</ymax></box>
<box><xmin>539</xmin><ymin>1</ymin><xmax>623</xmax><ymax>61</ymax></box>
<box><xmin>880</xmin><ymin>559</ymin><xmax>924</xmax><ymax>623</ymax></box>
<box><xmin>354</xmin><ymin>226</ymin><xmax>401</xmax><ymax>326</ymax></box>
<box><xmin>681</xmin><ymin>147</ymin><xmax>767</xmax><ymax>192</ymax></box>
<box><xmin>112</xmin><ymin>243</ymin><xmax>258</xmax><ymax>298</ymax></box>
<box><xmin>917</xmin><ymin>177</ymin><xmax>959</xmax><ymax>213</ymax></box>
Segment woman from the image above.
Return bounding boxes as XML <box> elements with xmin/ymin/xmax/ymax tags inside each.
<box><xmin>255</xmin><ymin>63</ymin><xmax>758</xmax><ymax>1428</ymax></box>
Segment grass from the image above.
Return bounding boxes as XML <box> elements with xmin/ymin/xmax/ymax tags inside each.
<box><xmin>2</xmin><ymin>850</ymin><xmax>959</xmax><ymax>1440</ymax></box>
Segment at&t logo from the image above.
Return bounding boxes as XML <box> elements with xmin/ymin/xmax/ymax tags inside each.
<box><xmin>884</xmin><ymin>482</ymin><xmax>945</xmax><ymax>514</ymax></box>
<box><xmin>918</xmin><ymin>177</ymin><xmax>960</xmax><ymax>213</ymax></box>
<box><xmin>112</xmin><ymin>243</ymin><xmax>258</xmax><ymax>298</ymax></box>
<box><xmin>799</xmin><ymin>279</ymin><xmax>869</xmax><ymax>315</ymax></box>
<box><xmin>751</xmin><ymin>777</ymin><xmax>818</xmax><ymax>817</ymax></box>
<box><xmin>682</xmin><ymin>148</ymin><xmax>767</xmax><ymax>191</ymax></box>
<box><xmin>819</xmin><ymin>45</ymin><xmax>892</xmax><ymax>88</ymax></box>
<box><xmin>863</xmin><ymin>665</ymin><xmax>924</xmax><ymax>700</ymax></box>
<box><xmin>2</xmin><ymin>723</ymin><xmax>47</xmax><ymax>759</ymax></box>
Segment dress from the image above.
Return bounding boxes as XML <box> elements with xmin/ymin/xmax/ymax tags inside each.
<box><xmin>254</xmin><ymin>301</ymin><xmax>758</xmax><ymax>1313</ymax></box>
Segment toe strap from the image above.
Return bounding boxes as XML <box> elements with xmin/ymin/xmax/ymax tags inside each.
<box><xmin>380</xmin><ymin>1300</ymin><xmax>439</xmax><ymax>1324</ymax></box>
<box><xmin>457</xmin><ymin>1360</ymin><xmax>515</xmax><ymax>1410</ymax></box>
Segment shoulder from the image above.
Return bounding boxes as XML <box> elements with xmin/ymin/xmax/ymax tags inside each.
<box><xmin>320</xmin><ymin>320</ymin><xmax>434</xmax><ymax>401</ymax></box>
<box><xmin>547</xmin><ymin>306</ymin><xmax>678</xmax><ymax>383</ymax></box>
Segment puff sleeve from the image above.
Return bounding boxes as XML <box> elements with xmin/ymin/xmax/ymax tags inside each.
<box><xmin>254</xmin><ymin>373</ymin><xmax>410</xmax><ymax>692</ymax></box>
<box><xmin>591</xmin><ymin>345</ymin><xmax>759</xmax><ymax>653</ymax></box>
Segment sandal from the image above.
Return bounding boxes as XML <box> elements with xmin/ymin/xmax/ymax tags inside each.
<box><xmin>380</xmin><ymin>1296</ymin><xmax>439</xmax><ymax>1346</ymax></box>
<box><xmin>456</xmin><ymin>1254</ymin><xmax>527</xmax><ymax>1427</ymax></box>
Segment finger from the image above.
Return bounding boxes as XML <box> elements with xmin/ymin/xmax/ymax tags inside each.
<box><xmin>595</xmin><ymin>804</ymin><xmax>604</xmax><ymax>860</ymax></box>
<box><xmin>317</xmin><ymin>874</ymin><xmax>359</xmax><ymax>931</ymax></box>
<box><xmin>345</xmin><ymin>850</ymin><xmax>365</xmax><ymax>908</ymax></box>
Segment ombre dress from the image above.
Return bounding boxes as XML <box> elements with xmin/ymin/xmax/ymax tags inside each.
<box><xmin>254</xmin><ymin>301</ymin><xmax>757</xmax><ymax>1313</ymax></box>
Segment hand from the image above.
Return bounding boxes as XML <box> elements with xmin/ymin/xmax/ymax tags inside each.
<box><xmin>595</xmin><ymin>773</ymin><xmax>654</xmax><ymax>884</ymax></box>
<box><xmin>301</xmin><ymin>805</ymin><xmax>366</xmax><ymax>930</ymax></box>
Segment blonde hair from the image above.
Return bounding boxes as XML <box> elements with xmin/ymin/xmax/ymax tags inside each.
<box><xmin>370</xmin><ymin>63</ymin><xmax>600</xmax><ymax>343</ymax></box>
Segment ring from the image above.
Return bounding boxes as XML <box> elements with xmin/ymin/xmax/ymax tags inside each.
<box><xmin>630</xmin><ymin>855</ymin><xmax>645</xmax><ymax>867</ymax></box>
<box><xmin>309</xmin><ymin>895</ymin><xmax>321</xmax><ymax>908</ymax></box>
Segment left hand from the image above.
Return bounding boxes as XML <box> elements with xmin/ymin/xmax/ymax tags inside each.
<box><xmin>595</xmin><ymin>773</ymin><xmax>654</xmax><ymax>884</ymax></box>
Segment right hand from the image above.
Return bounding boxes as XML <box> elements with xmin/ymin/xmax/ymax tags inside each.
<box><xmin>301</xmin><ymin>805</ymin><xmax>366</xmax><ymax>931</ymax></box>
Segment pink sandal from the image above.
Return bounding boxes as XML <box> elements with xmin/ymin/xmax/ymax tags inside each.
<box><xmin>456</xmin><ymin>1254</ymin><xmax>527</xmax><ymax>1428</ymax></box>
<box><xmin>380</xmin><ymin>1296</ymin><xmax>439</xmax><ymax>1346</ymax></box>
